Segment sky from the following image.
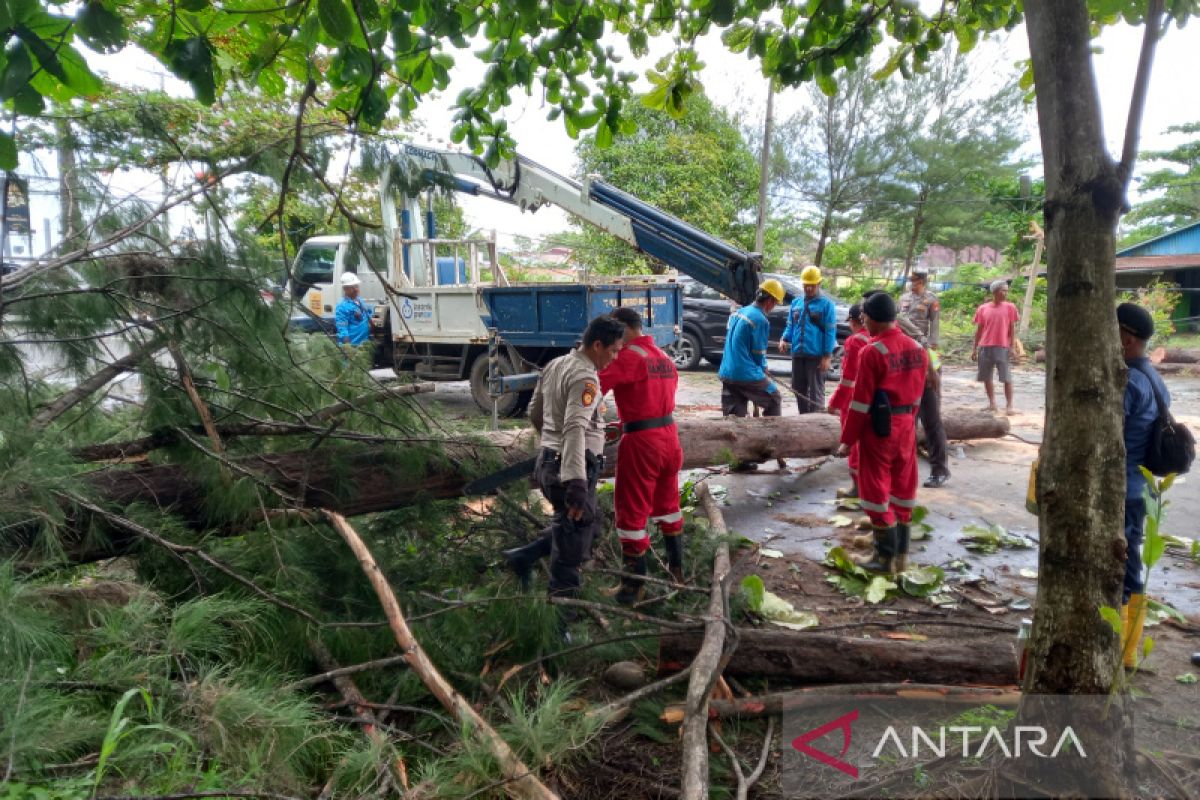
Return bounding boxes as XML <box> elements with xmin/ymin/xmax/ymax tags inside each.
<box><xmin>9</xmin><ymin>15</ymin><xmax>1199</xmax><ymax>260</ymax></box>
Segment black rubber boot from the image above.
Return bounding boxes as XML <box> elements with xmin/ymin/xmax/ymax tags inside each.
<box><xmin>502</xmin><ymin>536</ymin><xmax>551</xmax><ymax>591</ymax></box>
<box><xmin>664</xmin><ymin>534</ymin><xmax>685</xmax><ymax>585</ymax></box>
<box><xmin>615</xmin><ymin>553</ymin><xmax>648</xmax><ymax>606</ymax></box>
<box><xmin>854</xmin><ymin>527</ymin><xmax>896</xmax><ymax>575</ymax></box>
<box><xmin>894</xmin><ymin>523</ymin><xmax>911</xmax><ymax>574</ymax></box>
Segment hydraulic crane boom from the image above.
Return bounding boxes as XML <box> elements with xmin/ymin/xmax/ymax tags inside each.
<box><xmin>382</xmin><ymin>143</ymin><xmax>763</xmax><ymax>305</ymax></box>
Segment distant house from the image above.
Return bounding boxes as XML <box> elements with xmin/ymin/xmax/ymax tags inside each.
<box><xmin>918</xmin><ymin>244</ymin><xmax>1002</xmax><ymax>269</ymax></box>
<box><xmin>1116</xmin><ymin>220</ymin><xmax>1200</xmax><ymax>332</ymax></box>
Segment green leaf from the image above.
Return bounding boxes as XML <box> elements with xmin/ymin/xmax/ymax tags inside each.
<box><xmin>165</xmin><ymin>36</ymin><xmax>216</xmax><ymax>104</ymax></box>
<box><xmin>1099</xmin><ymin>605</ymin><xmax>1122</xmax><ymax>635</ymax></box>
<box><xmin>318</xmin><ymin>0</ymin><xmax>354</xmax><ymax>41</ymax></box>
<box><xmin>0</xmin><ymin>131</ymin><xmax>16</xmax><ymax>170</ymax></box>
<box><xmin>178</xmin><ymin>0</ymin><xmax>210</xmax><ymax>9</ymax></box>
<box><xmin>15</xmin><ymin>25</ymin><xmax>66</xmax><ymax>81</ymax></box>
<box><xmin>1141</xmin><ymin>635</ymin><xmax>1154</xmax><ymax>659</ymax></box>
<box><xmin>1176</xmin><ymin>672</ymin><xmax>1198</xmax><ymax>684</ymax></box>
<box><xmin>865</xmin><ymin>575</ymin><xmax>897</xmax><ymax>603</ymax></box>
<box><xmin>709</xmin><ymin>0</ymin><xmax>735</xmax><ymax>26</ymax></box>
<box><xmin>740</xmin><ymin>574</ymin><xmax>765</xmax><ymax>612</ymax></box>
<box><xmin>1144</xmin><ymin>527</ymin><xmax>1166</xmax><ymax>569</ymax></box>
<box><xmin>594</xmin><ymin>119</ymin><xmax>613</xmax><ymax>148</ymax></box>
<box><xmin>359</xmin><ymin>83</ymin><xmax>388</xmax><ymax>127</ymax></box>
<box><xmin>815</xmin><ymin>71</ymin><xmax>837</xmax><ymax>97</ymax></box>
<box><xmin>12</xmin><ymin>85</ymin><xmax>43</xmax><ymax>114</ymax></box>
<box><xmin>579</xmin><ymin>13</ymin><xmax>604</xmax><ymax>40</ymax></box>
<box><xmin>76</xmin><ymin>1</ymin><xmax>127</xmax><ymax>53</ymax></box>
<box><xmin>257</xmin><ymin>68</ymin><xmax>285</xmax><ymax>96</ymax></box>
<box><xmin>0</xmin><ymin>42</ymin><xmax>33</xmax><ymax>101</ymax></box>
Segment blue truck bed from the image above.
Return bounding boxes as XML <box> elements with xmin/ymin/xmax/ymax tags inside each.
<box><xmin>480</xmin><ymin>282</ymin><xmax>682</xmax><ymax>347</ymax></box>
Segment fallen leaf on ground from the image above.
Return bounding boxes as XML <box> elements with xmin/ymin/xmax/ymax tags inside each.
<box><xmin>828</xmin><ymin>514</ymin><xmax>854</xmax><ymax>528</ymax></box>
<box><xmin>1019</xmin><ymin>568</ymin><xmax>1038</xmax><ymax>579</ymax></box>
<box><xmin>1175</xmin><ymin>673</ymin><xmax>1197</xmax><ymax>684</ymax></box>
<box><xmin>759</xmin><ymin>548</ymin><xmax>785</xmax><ymax>559</ymax></box>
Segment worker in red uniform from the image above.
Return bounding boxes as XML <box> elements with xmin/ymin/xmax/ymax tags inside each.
<box><xmin>827</xmin><ymin>302</ymin><xmax>870</xmax><ymax>499</ymax></box>
<box><xmin>600</xmin><ymin>307</ymin><xmax>685</xmax><ymax>604</ymax></box>
<box><xmin>836</xmin><ymin>292</ymin><xmax>927</xmax><ymax>575</ymax></box>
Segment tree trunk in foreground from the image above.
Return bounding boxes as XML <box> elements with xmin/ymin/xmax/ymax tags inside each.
<box><xmin>1022</xmin><ymin>0</ymin><xmax>1155</xmax><ymax>793</ymax></box>
<box><xmin>658</xmin><ymin>628</ymin><xmax>1018</xmax><ymax>686</ymax></box>
<box><xmin>18</xmin><ymin>410</ymin><xmax>1007</xmax><ymax>565</ymax></box>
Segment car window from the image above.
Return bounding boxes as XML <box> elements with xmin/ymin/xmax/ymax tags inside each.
<box><xmin>294</xmin><ymin>246</ymin><xmax>337</xmax><ymax>286</ymax></box>
<box><xmin>683</xmin><ymin>281</ymin><xmax>706</xmax><ymax>298</ymax></box>
<box><xmin>699</xmin><ymin>285</ymin><xmax>722</xmax><ymax>300</ymax></box>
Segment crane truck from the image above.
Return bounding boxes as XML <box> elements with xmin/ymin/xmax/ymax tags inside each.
<box><xmin>287</xmin><ymin>143</ymin><xmax>764</xmax><ymax>416</ymax></box>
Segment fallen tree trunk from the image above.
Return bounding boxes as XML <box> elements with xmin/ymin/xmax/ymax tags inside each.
<box><xmin>658</xmin><ymin>628</ymin><xmax>1018</xmax><ymax>686</ymax></box>
<box><xmin>1151</xmin><ymin>347</ymin><xmax>1200</xmax><ymax>364</ymax></box>
<box><xmin>22</xmin><ymin>411</ymin><xmax>1008</xmax><ymax>564</ymax></box>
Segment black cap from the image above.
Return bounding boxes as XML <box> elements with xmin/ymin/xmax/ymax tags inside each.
<box><xmin>1117</xmin><ymin>302</ymin><xmax>1154</xmax><ymax>340</ymax></box>
<box><xmin>863</xmin><ymin>292</ymin><xmax>897</xmax><ymax>323</ymax></box>
<box><xmin>861</xmin><ymin>289</ymin><xmax>884</xmax><ymax>300</ymax></box>
<box><xmin>848</xmin><ymin>303</ymin><xmax>862</xmax><ymax>322</ymax></box>
<box><xmin>911</xmin><ymin>271</ymin><xmax>928</xmax><ymax>281</ymax></box>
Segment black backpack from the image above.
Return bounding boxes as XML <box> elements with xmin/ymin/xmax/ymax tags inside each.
<box><xmin>1132</xmin><ymin>362</ymin><xmax>1195</xmax><ymax>477</ymax></box>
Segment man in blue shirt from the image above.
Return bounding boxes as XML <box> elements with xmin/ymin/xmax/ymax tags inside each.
<box><xmin>335</xmin><ymin>272</ymin><xmax>373</xmax><ymax>347</ymax></box>
<box><xmin>778</xmin><ymin>266</ymin><xmax>837</xmax><ymax>414</ymax></box>
<box><xmin>1117</xmin><ymin>301</ymin><xmax>1170</xmax><ymax>668</ymax></box>
<box><xmin>718</xmin><ymin>279</ymin><xmax>786</xmax><ymax>417</ymax></box>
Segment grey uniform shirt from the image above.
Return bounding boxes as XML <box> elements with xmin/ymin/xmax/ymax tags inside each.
<box><xmin>898</xmin><ymin>289</ymin><xmax>940</xmax><ymax>348</ymax></box>
<box><xmin>528</xmin><ymin>349</ymin><xmax>605</xmax><ymax>483</ymax></box>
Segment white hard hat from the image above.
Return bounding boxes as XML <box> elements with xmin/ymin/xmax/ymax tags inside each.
<box><xmin>340</xmin><ymin>272</ymin><xmax>361</xmax><ymax>287</ymax></box>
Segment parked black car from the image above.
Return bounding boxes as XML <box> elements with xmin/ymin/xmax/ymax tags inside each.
<box><xmin>670</xmin><ymin>273</ymin><xmax>851</xmax><ymax>380</ymax></box>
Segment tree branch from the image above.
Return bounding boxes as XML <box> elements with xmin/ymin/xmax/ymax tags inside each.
<box><xmin>30</xmin><ymin>336</ymin><xmax>165</xmax><ymax>431</ymax></box>
<box><xmin>1118</xmin><ymin>0</ymin><xmax>1165</xmax><ymax>189</ymax></box>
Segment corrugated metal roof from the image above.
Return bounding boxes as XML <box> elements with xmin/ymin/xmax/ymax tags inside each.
<box><xmin>1115</xmin><ymin>253</ymin><xmax>1200</xmax><ymax>273</ymax></box>
<box><xmin>1116</xmin><ymin>220</ymin><xmax>1200</xmax><ymax>257</ymax></box>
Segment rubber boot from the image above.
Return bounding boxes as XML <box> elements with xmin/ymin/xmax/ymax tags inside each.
<box><xmin>615</xmin><ymin>553</ymin><xmax>648</xmax><ymax>606</ymax></box>
<box><xmin>851</xmin><ymin>532</ymin><xmax>874</xmax><ymax>549</ymax></box>
<box><xmin>893</xmin><ymin>523</ymin><xmax>911</xmax><ymax>574</ymax></box>
<box><xmin>502</xmin><ymin>537</ymin><xmax>551</xmax><ymax>591</ymax></box>
<box><xmin>836</xmin><ymin>481</ymin><xmax>859</xmax><ymax>499</ymax></box>
<box><xmin>854</xmin><ymin>527</ymin><xmax>896</xmax><ymax>575</ymax></box>
<box><xmin>664</xmin><ymin>534</ymin><xmax>685</xmax><ymax>585</ymax></box>
<box><xmin>1121</xmin><ymin>593</ymin><xmax>1148</xmax><ymax>668</ymax></box>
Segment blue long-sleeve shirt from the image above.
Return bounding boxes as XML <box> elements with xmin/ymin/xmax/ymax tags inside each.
<box><xmin>781</xmin><ymin>293</ymin><xmax>837</xmax><ymax>357</ymax></box>
<box><xmin>718</xmin><ymin>303</ymin><xmax>773</xmax><ymax>386</ymax></box>
<box><xmin>1124</xmin><ymin>356</ymin><xmax>1170</xmax><ymax>500</ymax></box>
<box><xmin>335</xmin><ymin>296</ymin><xmax>373</xmax><ymax>345</ymax></box>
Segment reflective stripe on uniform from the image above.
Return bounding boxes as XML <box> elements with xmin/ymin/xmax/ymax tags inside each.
<box><xmin>628</xmin><ymin>345</ymin><xmax>648</xmax><ymax>357</ymax></box>
<box><xmin>859</xmin><ymin>498</ymin><xmax>889</xmax><ymax>513</ymax></box>
<box><xmin>650</xmin><ymin>511</ymin><xmax>683</xmax><ymax>524</ymax></box>
<box><xmin>872</xmin><ymin>341</ymin><xmax>889</xmax><ymax>355</ymax></box>
<box><xmin>732</xmin><ymin>311</ymin><xmax>757</xmax><ymax>328</ymax></box>
<box><xmin>839</xmin><ymin>379</ymin><xmax>855</xmax><ymax>388</ymax></box>
<box><xmin>889</xmin><ymin>495</ymin><xmax>918</xmax><ymax>509</ymax></box>
<box><xmin>617</xmin><ymin>527</ymin><xmax>649</xmax><ymax>541</ymax></box>
<box><xmin>849</xmin><ymin>400</ymin><xmax>871</xmax><ymax>414</ymax></box>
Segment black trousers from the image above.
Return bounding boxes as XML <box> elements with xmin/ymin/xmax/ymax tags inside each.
<box><xmin>791</xmin><ymin>355</ymin><xmax>825</xmax><ymax>414</ymax></box>
<box><xmin>918</xmin><ymin>368</ymin><xmax>950</xmax><ymax>478</ymax></box>
<box><xmin>531</xmin><ymin>449</ymin><xmax>602</xmax><ymax>598</ymax></box>
<box><xmin>721</xmin><ymin>378</ymin><xmax>781</xmax><ymax>417</ymax></box>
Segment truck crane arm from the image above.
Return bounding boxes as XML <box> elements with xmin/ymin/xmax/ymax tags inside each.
<box><xmin>386</xmin><ymin>143</ymin><xmax>763</xmax><ymax>305</ymax></box>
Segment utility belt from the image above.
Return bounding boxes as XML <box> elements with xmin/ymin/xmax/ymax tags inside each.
<box><xmin>540</xmin><ymin>447</ymin><xmax>605</xmax><ymax>473</ymax></box>
<box><xmin>622</xmin><ymin>414</ymin><xmax>675</xmax><ymax>434</ymax></box>
<box><xmin>870</xmin><ymin>392</ymin><xmax>917</xmax><ymax>438</ymax></box>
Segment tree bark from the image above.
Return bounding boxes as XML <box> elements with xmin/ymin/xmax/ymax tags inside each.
<box><xmin>901</xmin><ymin>187</ymin><xmax>929</xmax><ymax>279</ymax></box>
<box><xmin>658</xmin><ymin>629</ymin><xmax>1018</xmax><ymax>686</ymax></box>
<box><xmin>20</xmin><ymin>410</ymin><xmax>1008</xmax><ymax>565</ymax></box>
<box><xmin>813</xmin><ymin>207</ymin><xmax>834</xmax><ymax>268</ymax></box>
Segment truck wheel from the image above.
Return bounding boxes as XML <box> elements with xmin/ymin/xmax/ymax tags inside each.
<box><xmin>469</xmin><ymin>352</ymin><xmax>532</xmax><ymax>418</ymax></box>
<box><xmin>704</xmin><ymin>353</ymin><xmax>723</xmax><ymax>369</ymax></box>
<box><xmin>670</xmin><ymin>332</ymin><xmax>703</xmax><ymax>371</ymax></box>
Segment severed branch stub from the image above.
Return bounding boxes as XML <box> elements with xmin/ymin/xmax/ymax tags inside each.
<box><xmin>680</xmin><ymin>483</ymin><xmax>735</xmax><ymax>800</ymax></box>
<box><xmin>321</xmin><ymin>510</ymin><xmax>559</xmax><ymax>800</ymax></box>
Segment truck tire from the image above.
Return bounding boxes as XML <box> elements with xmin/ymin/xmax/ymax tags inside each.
<box><xmin>469</xmin><ymin>351</ymin><xmax>532</xmax><ymax>418</ymax></box>
<box><xmin>704</xmin><ymin>353</ymin><xmax>723</xmax><ymax>368</ymax></box>
<box><xmin>670</xmin><ymin>331</ymin><xmax>703</xmax><ymax>371</ymax></box>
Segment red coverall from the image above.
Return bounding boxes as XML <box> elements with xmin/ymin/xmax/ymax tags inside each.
<box><xmin>840</xmin><ymin>327</ymin><xmax>927</xmax><ymax>527</ymax></box>
<box><xmin>828</xmin><ymin>329</ymin><xmax>871</xmax><ymax>483</ymax></box>
<box><xmin>599</xmin><ymin>334</ymin><xmax>684</xmax><ymax>556</ymax></box>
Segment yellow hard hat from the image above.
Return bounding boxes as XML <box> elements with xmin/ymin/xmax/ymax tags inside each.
<box><xmin>759</xmin><ymin>278</ymin><xmax>786</xmax><ymax>302</ymax></box>
<box><xmin>800</xmin><ymin>266</ymin><xmax>822</xmax><ymax>285</ymax></box>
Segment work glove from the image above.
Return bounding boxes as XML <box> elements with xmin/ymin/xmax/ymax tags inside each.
<box><xmin>564</xmin><ymin>479</ymin><xmax>593</xmax><ymax>522</ymax></box>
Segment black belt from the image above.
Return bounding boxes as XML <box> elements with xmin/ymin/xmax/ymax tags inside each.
<box><xmin>622</xmin><ymin>415</ymin><xmax>675</xmax><ymax>434</ymax></box>
<box><xmin>889</xmin><ymin>405</ymin><xmax>917</xmax><ymax>414</ymax></box>
<box><xmin>542</xmin><ymin>448</ymin><xmax>605</xmax><ymax>468</ymax></box>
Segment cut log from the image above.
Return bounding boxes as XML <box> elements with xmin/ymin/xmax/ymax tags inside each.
<box><xmin>1152</xmin><ymin>347</ymin><xmax>1200</xmax><ymax>365</ymax></box>
<box><xmin>658</xmin><ymin>628</ymin><xmax>1018</xmax><ymax>686</ymax></box>
<box><xmin>1152</xmin><ymin>362</ymin><xmax>1200</xmax><ymax>377</ymax></box>
<box><xmin>17</xmin><ymin>410</ymin><xmax>1009</xmax><ymax>565</ymax></box>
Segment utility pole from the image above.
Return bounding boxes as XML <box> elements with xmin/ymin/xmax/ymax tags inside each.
<box><xmin>754</xmin><ymin>80</ymin><xmax>774</xmax><ymax>255</ymax></box>
<box><xmin>1017</xmin><ymin>175</ymin><xmax>1043</xmax><ymax>339</ymax></box>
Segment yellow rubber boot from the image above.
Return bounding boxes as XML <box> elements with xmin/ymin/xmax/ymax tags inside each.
<box><xmin>1121</xmin><ymin>594</ymin><xmax>1148</xmax><ymax>668</ymax></box>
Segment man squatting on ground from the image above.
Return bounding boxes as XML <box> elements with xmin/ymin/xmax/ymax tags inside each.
<box><xmin>718</xmin><ymin>278</ymin><xmax>787</xmax><ymax>417</ymax></box>
<box><xmin>1117</xmin><ymin>302</ymin><xmax>1172</xmax><ymax>668</ymax></box>
<box><xmin>503</xmin><ymin>315</ymin><xmax>625</xmax><ymax>635</ymax></box>
<box><xmin>899</xmin><ymin>271</ymin><xmax>951</xmax><ymax>488</ymax></box>
<box><xmin>778</xmin><ymin>266</ymin><xmax>838</xmax><ymax>414</ymax></box>
<box><xmin>599</xmin><ymin>307</ymin><xmax>685</xmax><ymax>605</ymax></box>
<box><xmin>836</xmin><ymin>292</ymin><xmax>928</xmax><ymax>575</ymax></box>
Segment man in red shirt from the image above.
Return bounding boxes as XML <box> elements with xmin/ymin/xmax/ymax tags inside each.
<box><xmin>600</xmin><ymin>307</ymin><xmax>685</xmax><ymax>604</ymax></box>
<box><xmin>972</xmin><ymin>280</ymin><xmax>1020</xmax><ymax>415</ymax></box>
<box><xmin>827</xmin><ymin>302</ymin><xmax>869</xmax><ymax>498</ymax></box>
<box><xmin>837</xmin><ymin>293</ymin><xmax>928</xmax><ymax>575</ymax></box>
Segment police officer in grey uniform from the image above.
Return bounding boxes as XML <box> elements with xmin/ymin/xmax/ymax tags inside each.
<box><xmin>898</xmin><ymin>272</ymin><xmax>950</xmax><ymax>488</ymax></box>
<box><xmin>503</xmin><ymin>315</ymin><xmax>625</xmax><ymax>632</ymax></box>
